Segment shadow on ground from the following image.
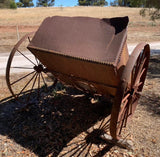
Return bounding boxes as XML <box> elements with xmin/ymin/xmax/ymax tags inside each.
<box><xmin>147</xmin><ymin>55</ymin><xmax>160</xmax><ymax>79</ymax></box>
<box><xmin>140</xmin><ymin>93</ymin><xmax>160</xmax><ymax>115</ymax></box>
<box><xmin>140</xmin><ymin>55</ymin><xmax>160</xmax><ymax>115</ymax></box>
<box><xmin>0</xmin><ymin>86</ymin><xmax>114</xmax><ymax>157</ymax></box>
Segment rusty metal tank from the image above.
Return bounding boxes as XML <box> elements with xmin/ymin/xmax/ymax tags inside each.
<box><xmin>27</xmin><ymin>16</ymin><xmax>129</xmax><ymax>97</ymax></box>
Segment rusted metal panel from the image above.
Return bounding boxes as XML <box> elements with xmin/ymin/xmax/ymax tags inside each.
<box><xmin>29</xmin><ymin>48</ymin><xmax>119</xmax><ymax>96</ymax></box>
<box><xmin>28</xmin><ymin>16</ymin><xmax>128</xmax><ymax>66</ymax></box>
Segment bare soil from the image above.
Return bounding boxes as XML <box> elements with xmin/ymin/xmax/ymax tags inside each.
<box><xmin>0</xmin><ymin>55</ymin><xmax>160</xmax><ymax>157</ymax></box>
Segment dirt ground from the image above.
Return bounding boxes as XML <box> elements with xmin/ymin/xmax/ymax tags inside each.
<box><xmin>0</xmin><ymin>55</ymin><xmax>159</xmax><ymax>157</ymax></box>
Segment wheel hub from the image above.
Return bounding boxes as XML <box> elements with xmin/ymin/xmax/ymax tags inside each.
<box><xmin>34</xmin><ymin>64</ymin><xmax>44</xmax><ymax>73</ymax></box>
<box><xmin>130</xmin><ymin>88</ymin><xmax>134</xmax><ymax>96</ymax></box>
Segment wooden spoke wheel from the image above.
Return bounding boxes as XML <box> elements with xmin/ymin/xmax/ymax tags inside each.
<box><xmin>6</xmin><ymin>33</ymin><xmax>57</xmax><ymax>104</ymax></box>
<box><xmin>110</xmin><ymin>43</ymin><xmax>150</xmax><ymax>140</ymax></box>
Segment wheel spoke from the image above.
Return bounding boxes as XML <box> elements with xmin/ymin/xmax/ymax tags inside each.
<box><xmin>135</xmin><ymin>54</ymin><xmax>141</xmax><ymax>75</ymax></box>
<box><xmin>28</xmin><ymin>36</ymin><xmax>31</xmax><ymax>42</ymax></box>
<box><xmin>122</xmin><ymin>93</ymin><xmax>130</xmax><ymax>104</ymax></box>
<box><xmin>40</xmin><ymin>72</ymin><xmax>48</xmax><ymax>90</ymax></box>
<box><xmin>119</xmin><ymin>104</ymin><xmax>128</xmax><ymax>122</ymax></box>
<box><xmin>137</xmin><ymin>57</ymin><xmax>147</xmax><ymax>75</ymax></box>
<box><xmin>132</xmin><ymin>52</ymin><xmax>144</xmax><ymax>86</ymax></box>
<box><xmin>131</xmin><ymin>66</ymin><xmax>135</xmax><ymax>87</ymax></box>
<box><xmin>118</xmin><ymin>107</ymin><xmax>128</xmax><ymax>135</ymax></box>
<box><xmin>124</xmin><ymin>104</ymin><xmax>129</xmax><ymax>127</ymax></box>
<box><xmin>129</xmin><ymin>98</ymin><xmax>134</xmax><ymax>116</ymax></box>
<box><xmin>118</xmin><ymin>116</ymin><xmax>125</xmax><ymax>135</ymax></box>
<box><xmin>139</xmin><ymin>50</ymin><xmax>145</xmax><ymax>66</ymax></box>
<box><xmin>129</xmin><ymin>96</ymin><xmax>139</xmax><ymax>116</ymax></box>
<box><xmin>137</xmin><ymin>82</ymin><xmax>143</xmax><ymax>87</ymax></box>
<box><xmin>11</xmin><ymin>66</ymin><xmax>33</xmax><ymax>69</ymax></box>
<box><xmin>140</xmin><ymin>56</ymin><xmax>147</xmax><ymax>71</ymax></box>
<box><xmin>26</xmin><ymin>73</ymin><xmax>38</xmax><ymax>102</ymax></box>
<box><xmin>17</xmin><ymin>72</ymin><xmax>37</xmax><ymax>97</ymax></box>
<box><xmin>16</xmin><ymin>49</ymin><xmax>36</xmax><ymax>66</ymax></box>
<box><xmin>135</xmin><ymin>68</ymin><xmax>146</xmax><ymax>86</ymax></box>
<box><xmin>129</xmin><ymin>104</ymin><xmax>132</xmax><ymax>115</ymax></box>
<box><xmin>11</xmin><ymin>71</ymin><xmax>35</xmax><ymax>86</ymax></box>
<box><xmin>136</xmin><ymin>81</ymin><xmax>143</xmax><ymax>87</ymax></box>
<box><xmin>141</xmin><ymin>49</ymin><xmax>146</xmax><ymax>62</ymax></box>
<box><xmin>37</xmin><ymin>73</ymin><xmax>41</xmax><ymax>98</ymax></box>
<box><xmin>30</xmin><ymin>73</ymin><xmax>39</xmax><ymax>94</ymax></box>
<box><xmin>134</xmin><ymin>57</ymin><xmax>147</xmax><ymax>85</ymax></box>
<box><xmin>118</xmin><ymin>98</ymin><xmax>129</xmax><ymax>132</ymax></box>
<box><xmin>120</xmin><ymin>98</ymin><xmax>129</xmax><ymax>116</ymax></box>
<box><xmin>135</xmin><ymin>91</ymin><xmax>141</xmax><ymax>98</ymax></box>
<box><xmin>35</xmin><ymin>56</ymin><xmax>39</xmax><ymax>65</ymax></box>
<box><xmin>139</xmin><ymin>68</ymin><xmax>146</xmax><ymax>80</ymax></box>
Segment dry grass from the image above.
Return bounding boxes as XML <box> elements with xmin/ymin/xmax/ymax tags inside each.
<box><xmin>0</xmin><ymin>7</ymin><xmax>152</xmax><ymax>26</ymax></box>
<box><xmin>0</xmin><ymin>6</ymin><xmax>160</xmax><ymax>53</ymax></box>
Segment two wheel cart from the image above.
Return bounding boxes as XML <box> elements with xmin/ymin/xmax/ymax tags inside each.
<box><xmin>6</xmin><ymin>16</ymin><xmax>150</xmax><ymax>140</ymax></box>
